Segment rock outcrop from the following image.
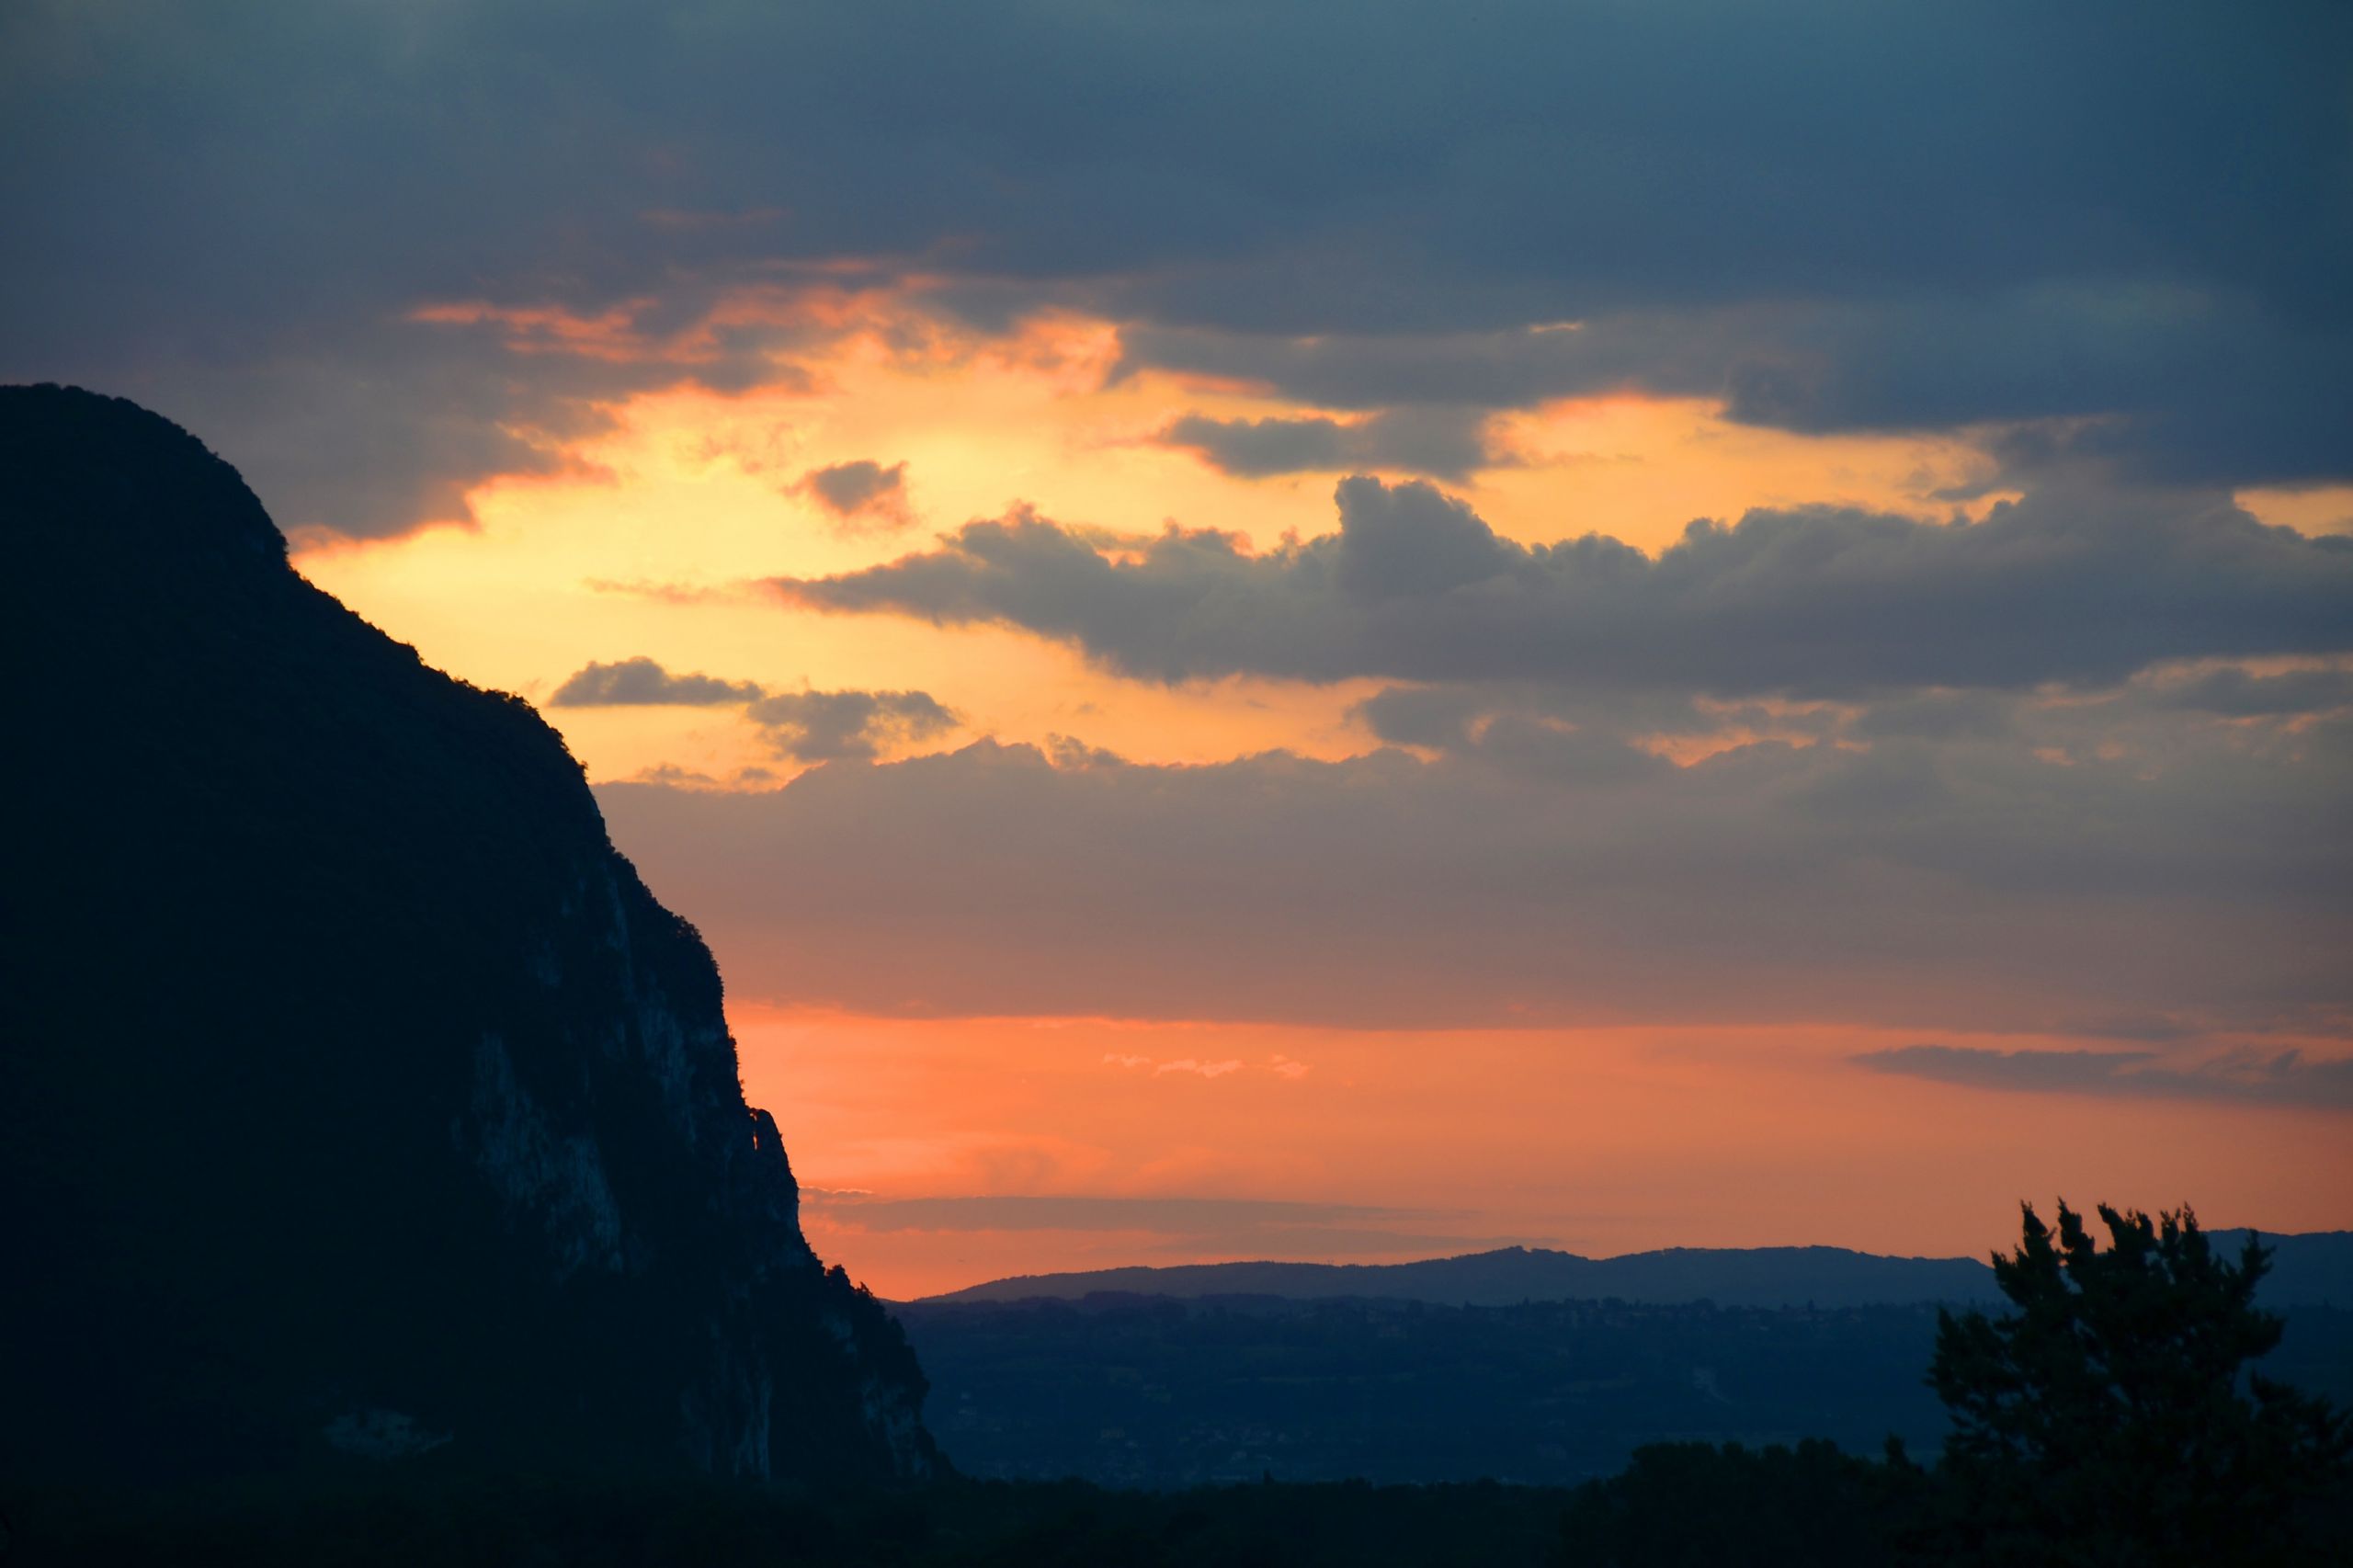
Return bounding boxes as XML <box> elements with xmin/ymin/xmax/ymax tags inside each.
<box><xmin>0</xmin><ymin>385</ymin><xmax>934</xmax><ymax>1483</ymax></box>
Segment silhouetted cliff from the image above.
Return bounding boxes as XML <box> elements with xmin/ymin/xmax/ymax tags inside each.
<box><xmin>0</xmin><ymin>385</ymin><xmax>934</xmax><ymax>1483</ymax></box>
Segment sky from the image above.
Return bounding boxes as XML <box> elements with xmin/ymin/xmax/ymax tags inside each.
<box><xmin>7</xmin><ymin>1</ymin><xmax>2351</xmax><ymax>1298</ymax></box>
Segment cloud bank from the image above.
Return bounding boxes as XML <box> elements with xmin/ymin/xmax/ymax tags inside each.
<box><xmin>597</xmin><ymin>709</ymin><xmax>2353</xmax><ymax>1038</ymax></box>
<box><xmin>777</xmin><ymin>479</ymin><xmax>2353</xmax><ymax>695</ymax></box>
<box><xmin>1157</xmin><ymin>409</ymin><xmax>1494</xmax><ymax>480</ymax></box>
<box><xmin>7</xmin><ymin>2</ymin><xmax>2349</xmax><ymax>535</ymax></box>
<box><xmin>551</xmin><ymin>656</ymin><xmax>957</xmax><ymax>761</ymax></box>
<box><xmin>552</xmin><ymin>656</ymin><xmax>763</xmax><ymax>707</ymax></box>
<box><xmin>745</xmin><ymin>688</ymin><xmax>959</xmax><ymax>763</ymax></box>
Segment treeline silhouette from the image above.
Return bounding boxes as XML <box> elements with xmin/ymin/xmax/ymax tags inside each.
<box><xmin>900</xmin><ymin>1293</ymin><xmax>2351</xmax><ymax>1491</ymax></box>
<box><xmin>13</xmin><ymin>1205</ymin><xmax>2348</xmax><ymax>1564</ymax></box>
<box><xmin>903</xmin><ymin>1294</ymin><xmax>1963</xmax><ymax>1485</ymax></box>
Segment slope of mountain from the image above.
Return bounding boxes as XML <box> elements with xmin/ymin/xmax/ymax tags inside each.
<box><xmin>926</xmin><ymin>1231</ymin><xmax>2353</xmax><ymax>1311</ymax></box>
<box><xmin>2211</xmin><ymin>1228</ymin><xmax>2353</xmax><ymax>1308</ymax></box>
<box><xmin>0</xmin><ymin>385</ymin><xmax>934</xmax><ymax>1483</ymax></box>
<box><xmin>925</xmin><ymin>1245</ymin><xmax>2002</xmax><ymax>1310</ymax></box>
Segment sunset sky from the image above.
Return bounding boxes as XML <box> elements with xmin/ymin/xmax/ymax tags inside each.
<box><xmin>8</xmin><ymin>1</ymin><xmax>2350</xmax><ymax>1297</ymax></box>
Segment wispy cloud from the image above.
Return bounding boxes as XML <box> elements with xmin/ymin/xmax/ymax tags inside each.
<box><xmin>1854</xmin><ymin>1043</ymin><xmax>2353</xmax><ymax>1109</ymax></box>
<box><xmin>1102</xmin><ymin>1053</ymin><xmax>1312</xmax><ymax>1082</ymax></box>
<box><xmin>803</xmin><ymin>1192</ymin><xmax>1413</xmax><ymax>1233</ymax></box>
<box><xmin>1154</xmin><ymin>1058</ymin><xmax>1244</xmax><ymax>1078</ymax></box>
<box><xmin>799</xmin><ymin>1191</ymin><xmax>1530</xmax><ymax>1259</ymax></box>
<box><xmin>581</xmin><ymin>578</ymin><xmax>747</xmax><ymax>606</ymax></box>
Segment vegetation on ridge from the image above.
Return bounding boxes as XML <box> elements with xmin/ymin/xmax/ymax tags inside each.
<box><xmin>11</xmin><ymin>1205</ymin><xmax>2347</xmax><ymax>1564</ymax></box>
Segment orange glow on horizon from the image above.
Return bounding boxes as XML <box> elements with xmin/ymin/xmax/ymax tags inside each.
<box><xmin>735</xmin><ymin>1005</ymin><xmax>2353</xmax><ymax>1301</ymax></box>
<box><xmin>273</xmin><ymin>290</ymin><xmax>2353</xmax><ymax>1301</ymax></box>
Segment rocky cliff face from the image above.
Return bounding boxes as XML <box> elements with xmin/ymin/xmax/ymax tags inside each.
<box><xmin>0</xmin><ymin>385</ymin><xmax>934</xmax><ymax>1483</ymax></box>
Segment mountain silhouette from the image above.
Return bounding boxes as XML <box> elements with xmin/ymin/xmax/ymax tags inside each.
<box><xmin>924</xmin><ymin>1233</ymin><xmax>2353</xmax><ymax>1310</ymax></box>
<box><xmin>0</xmin><ymin>386</ymin><xmax>934</xmax><ymax>1483</ymax></box>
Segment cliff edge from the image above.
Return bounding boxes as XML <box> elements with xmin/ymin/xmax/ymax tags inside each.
<box><xmin>0</xmin><ymin>385</ymin><xmax>934</xmax><ymax>1483</ymax></box>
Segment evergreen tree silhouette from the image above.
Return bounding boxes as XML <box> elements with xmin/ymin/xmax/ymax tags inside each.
<box><xmin>1928</xmin><ymin>1201</ymin><xmax>2350</xmax><ymax>1566</ymax></box>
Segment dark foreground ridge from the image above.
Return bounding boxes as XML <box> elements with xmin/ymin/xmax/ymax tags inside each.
<box><xmin>0</xmin><ymin>385</ymin><xmax>933</xmax><ymax>1483</ymax></box>
<box><xmin>921</xmin><ymin>1231</ymin><xmax>2353</xmax><ymax>1311</ymax></box>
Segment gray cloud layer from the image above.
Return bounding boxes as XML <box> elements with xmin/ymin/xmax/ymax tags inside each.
<box><xmin>776</xmin><ymin>479</ymin><xmax>2353</xmax><ymax>696</ymax></box>
<box><xmin>551</xmin><ymin>656</ymin><xmax>956</xmax><ymax>761</ymax></box>
<box><xmin>2150</xmin><ymin>666</ymin><xmax>2353</xmax><ymax>718</ymax></box>
<box><xmin>798</xmin><ymin>459</ymin><xmax>909</xmax><ymax>524</ymax></box>
<box><xmin>1856</xmin><ymin>1044</ymin><xmax>2353</xmax><ymax>1109</ymax></box>
<box><xmin>597</xmin><ymin>708</ymin><xmax>2353</xmax><ymax>1034</ymax></box>
<box><xmin>745</xmin><ymin>688</ymin><xmax>958</xmax><ymax>763</ymax></box>
<box><xmin>551</xmin><ymin>656</ymin><xmax>762</xmax><ymax>707</ymax></box>
<box><xmin>1158</xmin><ymin>408</ymin><xmax>1492</xmax><ymax>480</ymax></box>
<box><xmin>6</xmin><ymin>2</ymin><xmax>2348</xmax><ymax>535</ymax></box>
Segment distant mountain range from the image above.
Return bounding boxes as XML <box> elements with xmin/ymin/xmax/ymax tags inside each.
<box><xmin>924</xmin><ymin>1231</ymin><xmax>2353</xmax><ymax>1311</ymax></box>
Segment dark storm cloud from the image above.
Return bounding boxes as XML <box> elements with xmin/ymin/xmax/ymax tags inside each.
<box><xmin>745</xmin><ymin>688</ymin><xmax>959</xmax><ymax>763</ymax></box>
<box><xmin>597</xmin><ymin>710</ymin><xmax>2353</xmax><ymax>1034</ymax></box>
<box><xmin>798</xmin><ymin>460</ymin><xmax>910</xmax><ymax>523</ymax></box>
<box><xmin>1855</xmin><ymin>1044</ymin><xmax>2353</xmax><ymax>1110</ymax></box>
<box><xmin>1120</xmin><ymin>297</ymin><xmax>2353</xmax><ymax>494</ymax></box>
<box><xmin>1352</xmin><ymin>686</ymin><xmax>1488</xmax><ymax>749</ymax></box>
<box><xmin>551</xmin><ymin>656</ymin><xmax>763</xmax><ymax>707</ymax></box>
<box><xmin>1130</xmin><ymin>296</ymin><xmax>2353</xmax><ymax>491</ymax></box>
<box><xmin>1116</xmin><ymin>316</ymin><xmax>1734</xmax><ymax>413</ymax></box>
<box><xmin>776</xmin><ymin>479</ymin><xmax>2353</xmax><ymax>696</ymax></box>
<box><xmin>102</xmin><ymin>329</ymin><xmax>644</xmax><ymax>540</ymax></box>
<box><xmin>1711</xmin><ymin>290</ymin><xmax>2353</xmax><ymax>488</ymax></box>
<box><xmin>1158</xmin><ymin>407</ymin><xmax>1493</xmax><ymax>480</ymax></box>
<box><xmin>5</xmin><ymin>1</ymin><xmax>2349</xmax><ymax>536</ymax></box>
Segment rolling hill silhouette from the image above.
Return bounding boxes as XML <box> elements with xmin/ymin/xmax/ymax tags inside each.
<box><xmin>926</xmin><ymin>1232</ymin><xmax>2353</xmax><ymax>1310</ymax></box>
